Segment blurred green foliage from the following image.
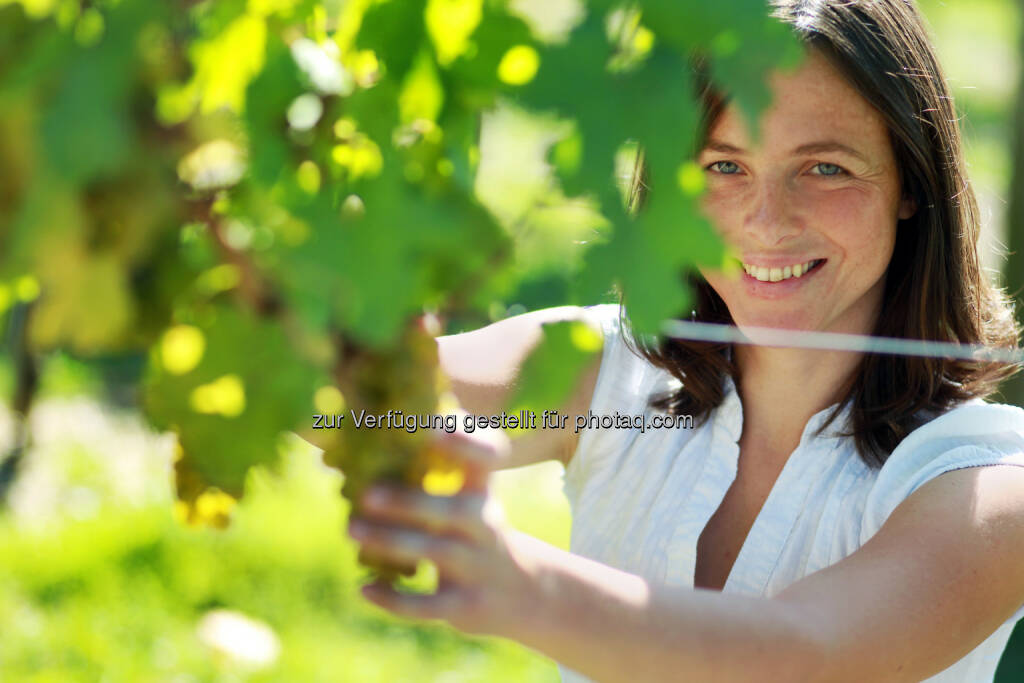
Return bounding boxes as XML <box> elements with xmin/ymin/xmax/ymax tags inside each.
<box><xmin>0</xmin><ymin>437</ymin><xmax>559</xmax><ymax>681</ymax></box>
<box><xmin>0</xmin><ymin>0</ymin><xmax>795</xmax><ymax>676</ymax></box>
<box><xmin>0</xmin><ymin>0</ymin><xmax>798</xmax><ymax>501</ymax></box>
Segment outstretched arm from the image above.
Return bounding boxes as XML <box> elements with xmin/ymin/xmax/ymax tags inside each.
<box><xmin>352</xmin><ymin>433</ymin><xmax>1024</xmax><ymax>682</ymax></box>
<box><xmin>507</xmin><ymin>464</ymin><xmax>1024</xmax><ymax>681</ymax></box>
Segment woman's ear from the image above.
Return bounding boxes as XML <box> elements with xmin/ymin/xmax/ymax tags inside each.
<box><xmin>898</xmin><ymin>194</ymin><xmax>917</xmax><ymax>220</ymax></box>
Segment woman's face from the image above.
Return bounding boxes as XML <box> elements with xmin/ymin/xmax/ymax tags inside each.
<box><xmin>697</xmin><ymin>50</ymin><xmax>915</xmax><ymax>337</ymax></box>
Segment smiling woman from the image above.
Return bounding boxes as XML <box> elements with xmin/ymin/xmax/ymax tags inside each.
<box><xmin>348</xmin><ymin>1</ymin><xmax>1024</xmax><ymax>682</ymax></box>
<box><xmin>699</xmin><ymin>50</ymin><xmax>913</xmax><ymax>335</ymax></box>
<box><xmin>633</xmin><ymin>0</ymin><xmax>1021</xmax><ymax>469</ymax></box>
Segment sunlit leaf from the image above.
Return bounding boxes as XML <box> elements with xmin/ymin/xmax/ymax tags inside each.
<box><xmin>398</xmin><ymin>48</ymin><xmax>445</xmax><ymax>123</ymax></box>
<box><xmin>313</xmin><ymin>385</ymin><xmax>345</xmax><ymax>413</ymax></box>
<box><xmin>144</xmin><ymin>307</ymin><xmax>325</xmax><ymax>495</ymax></box>
<box><xmin>425</xmin><ymin>0</ymin><xmax>482</xmax><ymax>66</ymax></box>
<box><xmin>676</xmin><ymin>161</ymin><xmax>705</xmax><ymax>196</ymax></box>
<box><xmin>497</xmin><ymin>44</ymin><xmax>540</xmax><ymax>85</ymax></box>
<box><xmin>190</xmin><ymin>374</ymin><xmax>247</xmax><ymax>418</ymax></box>
<box><xmin>160</xmin><ymin>325</ymin><xmax>206</xmax><ymax>375</ymax></box>
<box><xmin>356</xmin><ymin>0</ymin><xmax>428</xmax><ymax>82</ymax></box>
<box><xmin>505</xmin><ymin>319</ymin><xmax>601</xmax><ymax>415</ymax></box>
<box><xmin>190</xmin><ymin>11</ymin><xmax>267</xmax><ymax>114</ymax></box>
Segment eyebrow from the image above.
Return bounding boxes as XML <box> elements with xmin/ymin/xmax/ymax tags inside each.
<box><xmin>702</xmin><ymin>139</ymin><xmax>870</xmax><ymax>163</ymax></box>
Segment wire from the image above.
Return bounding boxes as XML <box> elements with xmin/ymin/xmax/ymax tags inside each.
<box><xmin>659</xmin><ymin>319</ymin><xmax>1024</xmax><ymax>363</ymax></box>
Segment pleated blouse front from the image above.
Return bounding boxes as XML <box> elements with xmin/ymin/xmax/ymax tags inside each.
<box><xmin>557</xmin><ymin>303</ymin><xmax>1024</xmax><ymax>683</ymax></box>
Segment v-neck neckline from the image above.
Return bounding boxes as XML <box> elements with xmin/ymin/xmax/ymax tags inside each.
<box><xmin>696</xmin><ymin>374</ymin><xmax>850</xmax><ymax>594</ymax></box>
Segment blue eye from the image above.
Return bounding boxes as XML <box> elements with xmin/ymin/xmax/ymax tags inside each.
<box><xmin>812</xmin><ymin>162</ymin><xmax>844</xmax><ymax>176</ymax></box>
<box><xmin>708</xmin><ymin>161</ymin><xmax>741</xmax><ymax>175</ymax></box>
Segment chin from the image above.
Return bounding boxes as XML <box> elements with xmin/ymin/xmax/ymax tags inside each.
<box><xmin>731</xmin><ymin>309</ymin><xmax>817</xmax><ymax>334</ymax></box>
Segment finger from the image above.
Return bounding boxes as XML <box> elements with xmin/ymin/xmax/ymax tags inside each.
<box><xmin>360</xmin><ymin>487</ymin><xmax>492</xmax><ymax>543</ymax></box>
<box><xmin>348</xmin><ymin>520</ymin><xmax>478</xmax><ymax>583</ymax></box>
<box><xmin>426</xmin><ymin>427</ymin><xmax>509</xmax><ymax>493</ymax></box>
<box><xmin>360</xmin><ymin>578</ymin><xmax>468</xmax><ymax>624</ymax></box>
<box><xmin>356</xmin><ymin>546</ymin><xmax>417</xmax><ymax>577</ymax></box>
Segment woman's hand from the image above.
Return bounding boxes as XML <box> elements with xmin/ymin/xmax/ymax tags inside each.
<box><xmin>347</xmin><ymin>425</ymin><xmax>542</xmax><ymax>639</ymax></box>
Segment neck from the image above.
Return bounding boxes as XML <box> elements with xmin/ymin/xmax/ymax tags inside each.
<box><xmin>732</xmin><ymin>344</ymin><xmax>861</xmax><ymax>456</ymax></box>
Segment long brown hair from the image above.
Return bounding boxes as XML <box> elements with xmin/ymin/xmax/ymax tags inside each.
<box><xmin>620</xmin><ymin>0</ymin><xmax>1022</xmax><ymax>467</ymax></box>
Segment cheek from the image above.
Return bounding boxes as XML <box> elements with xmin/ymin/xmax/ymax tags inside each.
<box><xmin>806</xmin><ymin>186</ymin><xmax>898</xmax><ymax>267</ymax></box>
<box><xmin>699</xmin><ymin>184</ymin><xmax>748</xmax><ymax>236</ymax></box>
<box><xmin>697</xmin><ymin>266</ymin><xmax>728</xmax><ymax>293</ymax></box>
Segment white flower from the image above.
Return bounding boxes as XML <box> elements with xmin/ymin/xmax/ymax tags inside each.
<box><xmin>196</xmin><ymin>609</ymin><xmax>281</xmax><ymax>670</ymax></box>
<box><xmin>291</xmin><ymin>38</ymin><xmax>354</xmax><ymax>96</ymax></box>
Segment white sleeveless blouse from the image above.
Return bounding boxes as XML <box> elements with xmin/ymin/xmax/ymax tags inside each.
<box><xmin>558</xmin><ymin>303</ymin><xmax>1024</xmax><ymax>682</ymax></box>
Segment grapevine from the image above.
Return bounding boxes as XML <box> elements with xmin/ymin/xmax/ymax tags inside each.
<box><xmin>0</xmin><ymin>0</ymin><xmax>799</xmax><ymax>582</ymax></box>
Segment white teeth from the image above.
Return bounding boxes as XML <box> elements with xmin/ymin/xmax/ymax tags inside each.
<box><xmin>742</xmin><ymin>259</ymin><xmax>819</xmax><ymax>282</ymax></box>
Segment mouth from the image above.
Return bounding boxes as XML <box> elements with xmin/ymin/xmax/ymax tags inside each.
<box><xmin>738</xmin><ymin>258</ymin><xmax>826</xmax><ymax>283</ymax></box>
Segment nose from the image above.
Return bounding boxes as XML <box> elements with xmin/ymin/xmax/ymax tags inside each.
<box><xmin>743</xmin><ymin>177</ymin><xmax>801</xmax><ymax>246</ymax></box>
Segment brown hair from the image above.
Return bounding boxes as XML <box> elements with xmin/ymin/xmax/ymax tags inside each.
<box><xmin>620</xmin><ymin>0</ymin><xmax>1022</xmax><ymax>467</ymax></box>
